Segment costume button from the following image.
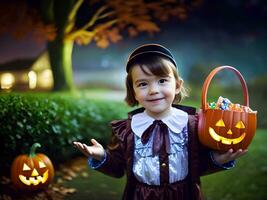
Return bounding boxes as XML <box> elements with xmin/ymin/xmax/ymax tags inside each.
<box><xmin>161</xmin><ymin>163</ymin><xmax>166</xmax><ymax>167</ymax></box>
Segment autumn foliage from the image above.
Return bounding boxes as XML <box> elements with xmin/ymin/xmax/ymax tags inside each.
<box><xmin>0</xmin><ymin>0</ymin><xmax>201</xmax><ymax>48</ymax></box>
<box><xmin>0</xmin><ymin>0</ymin><xmax>56</xmax><ymax>42</ymax></box>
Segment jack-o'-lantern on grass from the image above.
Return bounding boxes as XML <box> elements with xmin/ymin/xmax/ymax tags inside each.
<box><xmin>198</xmin><ymin>66</ymin><xmax>257</xmax><ymax>151</ymax></box>
<box><xmin>11</xmin><ymin>143</ymin><xmax>54</xmax><ymax>190</ymax></box>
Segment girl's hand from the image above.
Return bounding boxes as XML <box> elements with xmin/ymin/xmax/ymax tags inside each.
<box><xmin>73</xmin><ymin>139</ymin><xmax>105</xmax><ymax>161</ymax></box>
<box><xmin>212</xmin><ymin>148</ymin><xmax>248</xmax><ymax>165</ymax></box>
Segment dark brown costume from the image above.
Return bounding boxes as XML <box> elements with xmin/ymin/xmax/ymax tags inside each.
<box><xmin>96</xmin><ymin>105</ymin><xmax>224</xmax><ymax>200</ymax></box>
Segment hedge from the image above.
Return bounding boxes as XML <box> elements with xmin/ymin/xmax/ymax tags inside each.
<box><xmin>0</xmin><ymin>93</ymin><xmax>131</xmax><ymax>173</ymax></box>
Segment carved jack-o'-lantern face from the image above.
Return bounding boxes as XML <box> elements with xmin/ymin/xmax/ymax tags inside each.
<box><xmin>209</xmin><ymin>119</ymin><xmax>246</xmax><ymax>145</ymax></box>
<box><xmin>198</xmin><ymin>109</ymin><xmax>257</xmax><ymax>151</ymax></box>
<box><xmin>11</xmin><ymin>143</ymin><xmax>54</xmax><ymax>190</ymax></box>
<box><xmin>19</xmin><ymin>161</ymin><xmax>49</xmax><ymax>186</ymax></box>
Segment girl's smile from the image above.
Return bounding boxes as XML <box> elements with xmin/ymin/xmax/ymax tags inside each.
<box><xmin>131</xmin><ymin>65</ymin><xmax>181</xmax><ymax>119</ymax></box>
<box><xmin>146</xmin><ymin>97</ymin><xmax>165</xmax><ymax>105</ymax></box>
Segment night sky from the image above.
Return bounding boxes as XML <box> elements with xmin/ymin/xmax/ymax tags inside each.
<box><xmin>0</xmin><ymin>0</ymin><xmax>266</xmax><ymax>81</ymax></box>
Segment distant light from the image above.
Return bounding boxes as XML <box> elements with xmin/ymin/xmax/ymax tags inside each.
<box><xmin>1</xmin><ymin>73</ymin><xmax>15</xmax><ymax>89</ymax></box>
<box><xmin>28</xmin><ymin>71</ymin><xmax>37</xmax><ymax>89</ymax></box>
<box><xmin>39</xmin><ymin>69</ymin><xmax>53</xmax><ymax>88</ymax></box>
<box><xmin>41</xmin><ymin>69</ymin><xmax>52</xmax><ymax>79</ymax></box>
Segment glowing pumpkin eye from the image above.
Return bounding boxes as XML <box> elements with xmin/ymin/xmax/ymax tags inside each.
<box><xmin>23</xmin><ymin>163</ymin><xmax>31</xmax><ymax>171</ymax></box>
<box><xmin>235</xmin><ymin>121</ymin><xmax>245</xmax><ymax>129</ymax></box>
<box><xmin>39</xmin><ymin>161</ymin><xmax>46</xmax><ymax>168</ymax></box>
<box><xmin>215</xmin><ymin>119</ymin><xmax>225</xmax><ymax>127</ymax></box>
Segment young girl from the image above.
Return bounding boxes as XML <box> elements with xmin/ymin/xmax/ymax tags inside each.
<box><xmin>73</xmin><ymin>44</ymin><xmax>247</xmax><ymax>200</ymax></box>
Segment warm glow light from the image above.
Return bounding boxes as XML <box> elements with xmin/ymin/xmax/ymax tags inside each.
<box><xmin>39</xmin><ymin>69</ymin><xmax>53</xmax><ymax>88</ymax></box>
<box><xmin>28</xmin><ymin>71</ymin><xmax>37</xmax><ymax>89</ymax></box>
<box><xmin>1</xmin><ymin>73</ymin><xmax>15</xmax><ymax>89</ymax></box>
<box><xmin>209</xmin><ymin>127</ymin><xmax>246</xmax><ymax>144</ymax></box>
<box><xmin>19</xmin><ymin>170</ymin><xmax>49</xmax><ymax>186</ymax></box>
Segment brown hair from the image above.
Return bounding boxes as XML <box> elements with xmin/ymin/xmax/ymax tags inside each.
<box><xmin>125</xmin><ymin>55</ymin><xmax>189</xmax><ymax>107</ymax></box>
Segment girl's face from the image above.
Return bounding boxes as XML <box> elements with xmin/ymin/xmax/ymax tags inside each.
<box><xmin>132</xmin><ymin>65</ymin><xmax>181</xmax><ymax>119</ymax></box>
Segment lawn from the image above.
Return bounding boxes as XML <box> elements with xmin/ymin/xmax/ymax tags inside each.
<box><xmin>64</xmin><ymin>129</ymin><xmax>267</xmax><ymax>200</ymax></box>
<box><xmin>202</xmin><ymin>129</ymin><xmax>267</xmax><ymax>200</ymax></box>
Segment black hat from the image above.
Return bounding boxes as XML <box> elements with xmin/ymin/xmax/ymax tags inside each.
<box><xmin>126</xmin><ymin>43</ymin><xmax>177</xmax><ymax>72</ymax></box>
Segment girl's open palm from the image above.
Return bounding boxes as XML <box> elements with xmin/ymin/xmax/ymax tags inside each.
<box><xmin>73</xmin><ymin>139</ymin><xmax>105</xmax><ymax>161</ymax></box>
<box><xmin>212</xmin><ymin>148</ymin><xmax>248</xmax><ymax>165</ymax></box>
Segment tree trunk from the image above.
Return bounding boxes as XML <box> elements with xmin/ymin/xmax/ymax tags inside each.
<box><xmin>47</xmin><ymin>39</ymin><xmax>75</xmax><ymax>91</ymax></box>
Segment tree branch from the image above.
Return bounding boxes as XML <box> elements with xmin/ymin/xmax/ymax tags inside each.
<box><xmin>65</xmin><ymin>18</ymin><xmax>118</xmax><ymax>44</ymax></box>
<box><xmin>80</xmin><ymin>5</ymin><xmax>115</xmax><ymax>31</ymax></box>
<box><xmin>98</xmin><ymin>11</ymin><xmax>116</xmax><ymax>20</ymax></box>
<box><xmin>65</xmin><ymin>0</ymin><xmax>84</xmax><ymax>34</ymax></box>
<box><xmin>94</xmin><ymin>19</ymin><xmax>118</xmax><ymax>33</ymax></box>
<box><xmin>66</xmin><ymin>3</ymin><xmax>118</xmax><ymax>42</ymax></box>
<box><xmin>65</xmin><ymin>29</ymin><xmax>95</xmax><ymax>42</ymax></box>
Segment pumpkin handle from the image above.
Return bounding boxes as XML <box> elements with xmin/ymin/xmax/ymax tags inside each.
<box><xmin>29</xmin><ymin>143</ymin><xmax>41</xmax><ymax>157</ymax></box>
<box><xmin>201</xmin><ymin>66</ymin><xmax>249</xmax><ymax>110</ymax></box>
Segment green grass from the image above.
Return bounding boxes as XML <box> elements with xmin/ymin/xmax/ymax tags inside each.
<box><xmin>64</xmin><ymin>170</ymin><xmax>126</xmax><ymax>200</ymax></box>
<box><xmin>202</xmin><ymin>129</ymin><xmax>267</xmax><ymax>200</ymax></box>
<box><xmin>64</xmin><ymin>129</ymin><xmax>266</xmax><ymax>200</ymax></box>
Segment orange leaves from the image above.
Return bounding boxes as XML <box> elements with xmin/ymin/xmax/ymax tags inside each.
<box><xmin>74</xmin><ymin>28</ymin><xmax>119</xmax><ymax>48</ymax></box>
<box><xmin>95</xmin><ymin>38</ymin><xmax>109</xmax><ymax>48</ymax></box>
<box><xmin>128</xmin><ymin>27</ymin><xmax>138</xmax><ymax>37</ymax></box>
<box><xmin>0</xmin><ymin>0</ymin><xmax>203</xmax><ymax>47</ymax></box>
<box><xmin>94</xmin><ymin>28</ymin><xmax>122</xmax><ymax>48</ymax></box>
<box><xmin>147</xmin><ymin>1</ymin><xmax>189</xmax><ymax>22</ymax></box>
<box><xmin>72</xmin><ymin>22</ymin><xmax>122</xmax><ymax>48</ymax></box>
<box><xmin>0</xmin><ymin>1</ymin><xmax>56</xmax><ymax>43</ymax></box>
<box><xmin>168</xmin><ymin>6</ymin><xmax>188</xmax><ymax>21</ymax></box>
<box><xmin>69</xmin><ymin>0</ymin><xmax>197</xmax><ymax>48</ymax></box>
<box><xmin>33</xmin><ymin>23</ymin><xmax>57</xmax><ymax>42</ymax></box>
<box><xmin>135</xmin><ymin>20</ymin><xmax>160</xmax><ymax>33</ymax></box>
<box><xmin>107</xmin><ymin>28</ymin><xmax>122</xmax><ymax>43</ymax></box>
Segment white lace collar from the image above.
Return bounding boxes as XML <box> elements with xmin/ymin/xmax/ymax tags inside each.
<box><xmin>131</xmin><ymin>107</ymin><xmax>188</xmax><ymax>138</ymax></box>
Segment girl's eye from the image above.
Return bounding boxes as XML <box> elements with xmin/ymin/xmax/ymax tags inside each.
<box><xmin>137</xmin><ymin>82</ymin><xmax>147</xmax><ymax>87</ymax></box>
<box><xmin>159</xmin><ymin>79</ymin><xmax>168</xmax><ymax>84</ymax></box>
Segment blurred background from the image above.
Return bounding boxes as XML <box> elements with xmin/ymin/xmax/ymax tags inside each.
<box><xmin>0</xmin><ymin>1</ymin><xmax>266</xmax><ymax>94</ymax></box>
<box><xmin>0</xmin><ymin>0</ymin><xmax>266</xmax><ymax>199</ymax></box>
<box><xmin>0</xmin><ymin>0</ymin><xmax>266</xmax><ymax>119</ymax></box>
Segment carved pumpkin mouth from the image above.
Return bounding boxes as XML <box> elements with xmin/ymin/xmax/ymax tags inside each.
<box><xmin>209</xmin><ymin>127</ymin><xmax>246</xmax><ymax>145</ymax></box>
<box><xmin>19</xmin><ymin>170</ymin><xmax>49</xmax><ymax>186</ymax></box>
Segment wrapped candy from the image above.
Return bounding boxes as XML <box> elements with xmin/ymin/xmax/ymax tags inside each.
<box><xmin>208</xmin><ymin>102</ymin><xmax>216</xmax><ymax>109</ymax></box>
<box><xmin>208</xmin><ymin>96</ymin><xmax>254</xmax><ymax>112</ymax></box>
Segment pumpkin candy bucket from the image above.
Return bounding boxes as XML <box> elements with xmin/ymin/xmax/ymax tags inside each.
<box><xmin>198</xmin><ymin>66</ymin><xmax>257</xmax><ymax>151</ymax></box>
